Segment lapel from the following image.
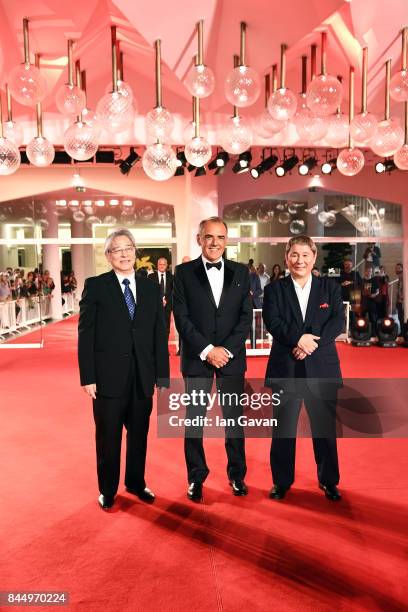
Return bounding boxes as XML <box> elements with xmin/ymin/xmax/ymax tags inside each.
<box><xmin>304</xmin><ymin>274</ymin><xmax>320</xmax><ymax>327</ymax></box>
<box><xmin>218</xmin><ymin>260</ymin><xmax>234</xmax><ymax>310</ymax></box>
<box><xmin>193</xmin><ymin>257</ymin><xmax>217</xmax><ymax>308</ymax></box>
<box><xmin>282</xmin><ymin>275</ymin><xmax>303</xmax><ymax>327</ymax></box>
<box><xmin>105</xmin><ymin>269</ymin><xmax>134</xmax><ymax>322</ymax></box>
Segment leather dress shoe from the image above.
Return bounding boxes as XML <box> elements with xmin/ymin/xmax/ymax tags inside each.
<box><xmin>187</xmin><ymin>482</ymin><xmax>203</xmax><ymax>502</ymax></box>
<box><xmin>269</xmin><ymin>485</ymin><xmax>289</xmax><ymax>500</ymax></box>
<box><xmin>126</xmin><ymin>486</ymin><xmax>156</xmax><ymax>503</ymax></box>
<box><xmin>98</xmin><ymin>494</ymin><xmax>115</xmax><ymax>510</ymax></box>
<box><xmin>319</xmin><ymin>483</ymin><xmax>342</xmax><ymax>501</ymax></box>
<box><xmin>229</xmin><ymin>480</ymin><xmax>248</xmax><ymax>496</ymax></box>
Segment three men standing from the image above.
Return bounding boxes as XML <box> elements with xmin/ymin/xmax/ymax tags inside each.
<box><xmin>173</xmin><ymin>217</ymin><xmax>252</xmax><ymax>502</ymax></box>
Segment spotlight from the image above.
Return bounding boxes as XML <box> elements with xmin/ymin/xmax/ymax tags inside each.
<box><xmin>176</xmin><ymin>151</ymin><xmax>187</xmax><ymax>167</ymax></box>
<box><xmin>215</xmin><ymin>165</ymin><xmax>226</xmax><ymax>176</ymax></box>
<box><xmin>195</xmin><ymin>166</ymin><xmax>206</xmax><ymax>177</ymax></box>
<box><xmin>377</xmin><ymin>317</ymin><xmax>398</xmax><ymax>347</ymax></box>
<box><xmin>209</xmin><ymin>150</ymin><xmax>229</xmax><ymax>170</ymax></box>
<box><xmin>275</xmin><ymin>155</ymin><xmax>299</xmax><ymax>177</ymax></box>
<box><xmin>119</xmin><ymin>147</ymin><xmax>140</xmax><ymax>175</ymax></box>
<box><xmin>233</xmin><ymin>151</ymin><xmax>252</xmax><ymax>174</ymax></box>
<box><xmin>350</xmin><ymin>316</ymin><xmax>372</xmax><ymax>346</ymax></box>
<box><xmin>298</xmin><ymin>157</ymin><xmax>318</xmax><ymax>176</ymax></box>
<box><xmin>250</xmin><ymin>154</ymin><xmax>278</xmax><ymax>179</ymax></box>
<box><xmin>175</xmin><ymin>165</ymin><xmax>185</xmax><ymax>176</ymax></box>
<box><xmin>321</xmin><ymin>158</ymin><xmax>337</xmax><ymax>175</ymax></box>
<box><xmin>375</xmin><ymin>160</ymin><xmax>396</xmax><ymax>174</ymax></box>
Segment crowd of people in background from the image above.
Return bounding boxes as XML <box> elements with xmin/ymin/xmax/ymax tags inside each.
<box><xmin>0</xmin><ymin>267</ymin><xmax>77</xmax><ymax>306</ymax></box>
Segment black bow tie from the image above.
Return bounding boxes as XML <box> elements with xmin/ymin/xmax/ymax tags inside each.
<box><xmin>206</xmin><ymin>261</ymin><xmax>222</xmax><ymax>271</ymax></box>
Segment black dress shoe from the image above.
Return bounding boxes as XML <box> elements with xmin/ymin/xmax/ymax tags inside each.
<box><xmin>126</xmin><ymin>487</ymin><xmax>156</xmax><ymax>503</ymax></box>
<box><xmin>98</xmin><ymin>494</ymin><xmax>115</xmax><ymax>510</ymax></box>
<box><xmin>269</xmin><ymin>485</ymin><xmax>289</xmax><ymax>500</ymax></box>
<box><xmin>229</xmin><ymin>480</ymin><xmax>248</xmax><ymax>496</ymax></box>
<box><xmin>319</xmin><ymin>483</ymin><xmax>342</xmax><ymax>501</ymax></box>
<box><xmin>187</xmin><ymin>482</ymin><xmax>203</xmax><ymax>502</ymax></box>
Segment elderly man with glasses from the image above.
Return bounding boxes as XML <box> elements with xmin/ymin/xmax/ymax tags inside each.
<box><xmin>78</xmin><ymin>228</ymin><xmax>169</xmax><ymax>510</ymax></box>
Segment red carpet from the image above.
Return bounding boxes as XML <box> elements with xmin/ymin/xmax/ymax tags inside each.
<box><xmin>1</xmin><ymin>317</ymin><xmax>407</xmax><ymax>611</ymax></box>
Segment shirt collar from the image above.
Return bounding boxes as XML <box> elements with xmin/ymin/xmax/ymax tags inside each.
<box><xmin>291</xmin><ymin>274</ymin><xmax>312</xmax><ymax>291</ymax></box>
<box><xmin>201</xmin><ymin>254</ymin><xmax>224</xmax><ymax>268</ymax></box>
<box><xmin>115</xmin><ymin>271</ymin><xmax>135</xmax><ymax>284</ymax></box>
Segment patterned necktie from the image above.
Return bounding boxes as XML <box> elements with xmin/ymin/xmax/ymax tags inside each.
<box><xmin>160</xmin><ymin>273</ymin><xmax>165</xmax><ymax>297</ymax></box>
<box><xmin>206</xmin><ymin>261</ymin><xmax>222</xmax><ymax>271</ymax></box>
<box><xmin>122</xmin><ymin>278</ymin><xmax>136</xmax><ymax>319</ymax></box>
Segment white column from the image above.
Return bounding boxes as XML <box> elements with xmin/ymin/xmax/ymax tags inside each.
<box><xmin>173</xmin><ymin>173</ymin><xmax>218</xmax><ymax>263</ymax></box>
<box><xmin>71</xmin><ymin>218</ymin><xmax>94</xmax><ymax>297</ymax></box>
<box><xmin>43</xmin><ymin>204</ymin><xmax>63</xmax><ymax>320</ymax></box>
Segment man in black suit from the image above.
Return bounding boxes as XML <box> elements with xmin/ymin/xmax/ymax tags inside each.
<box><xmin>173</xmin><ymin>217</ymin><xmax>252</xmax><ymax>502</ymax></box>
<box><xmin>149</xmin><ymin>257</ymin><xmax>173</xmax><ymax>337</ymax></box>
<box><xmin>263</xmin><ymin>235</ymin><xmax>344</xmax><ymax>502</ymax></box>
<box><xmin>78</xmin><ymin>229</ymin><xmax>169</xmax><ymax>510</ymax></box>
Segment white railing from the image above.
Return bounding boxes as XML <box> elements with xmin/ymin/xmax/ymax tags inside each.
<box><xmin>0</xmin><ymin>292</ymin><xmax>77</xmax><ymax>340</ymax></box>
<box><xmin>246</xmin><ymin>302</ymin><xmax>351</xmax><ymax>356</ymax></box>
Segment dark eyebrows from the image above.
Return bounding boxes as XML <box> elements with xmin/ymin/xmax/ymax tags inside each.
<box><xmin>203</xmin><ymin>234</ymin><xmax>226</xmax><ymax>240</ymax></box>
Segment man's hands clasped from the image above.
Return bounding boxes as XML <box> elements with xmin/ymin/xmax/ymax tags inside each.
<box><xmin>206</xmin><ymin>346</ymin><xmax>230</xmax><ymax>368</ymax></box>
<box><xmin>292</xmin><ymin>333</ymin><xmax>320</xmax><ymax>361</ymax></box>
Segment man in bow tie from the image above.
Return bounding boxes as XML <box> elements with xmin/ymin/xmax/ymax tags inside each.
<box><xmin>173</xmin><ymin>217</ymin><xmax>252</xmax><ymax>502</ymax></box>
<box><xmin>263</xmin><ymin>235</ymin><xmax>344</xmax><ymax>502</ymax></box>
<box><xmin>78</xmin><ymin>229</ymin><xmax>169</xmax><ymax>510</ymax></box>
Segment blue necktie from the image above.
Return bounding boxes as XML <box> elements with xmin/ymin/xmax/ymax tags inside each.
<box><xmin>122</xmin><ymin>278</ymin><xmax>136</xmax><ymax>319</ymax></box>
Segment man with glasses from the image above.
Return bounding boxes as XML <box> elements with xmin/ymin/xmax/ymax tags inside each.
<box><xmin>78</xmin><ymin>228</ymin><xmax>169</xmax><ymax>510</ymax></box>
<box><xmin>173</xmin><ymin>217</ymin><xmax>252</xmax><ymax>502</ymax></box>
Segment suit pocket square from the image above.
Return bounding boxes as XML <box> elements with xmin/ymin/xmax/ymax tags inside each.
<box><xmin>319</xmin><ymin>303</ymin><xmax>329</xmax><ymax>309</ymax></box>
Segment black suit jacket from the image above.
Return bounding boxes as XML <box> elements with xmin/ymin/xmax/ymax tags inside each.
<box><xmin>173</xmin><ymin>257</ymin><xmax>252</xmax><ymax>376</ymax></box>
<box><xmin>262</xmin><ymin>275</ymin><xmax>344</xmax><ymax>388</ymax></box>
<box><xmin>78</xmin><ymin>270</ymin><xmax>169</xmax><ymax>398</ymax></box>
<box><xmin>149</xmin><ymin>270</ymin><xmax>173</xmax><ymax>313</ymax></box>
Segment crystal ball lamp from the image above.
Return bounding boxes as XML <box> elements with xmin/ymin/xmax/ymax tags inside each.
<box><xmin>184</xmin><ymin>136</ymin><xmax>212</xmax><ymax>167</ymax></box>
<box><xmin>96</xmin><ymin>91</ymin><xmax>134</xmax><ymax>133</ymax></box>
<box><xmin>220</xmin><ymin>116</ymin><xmax>252</xmax><ymax>155</ymax></box>
<box><xmin>2</xmin><ymin>121</ymin><xmax>24</xmax><ymax>147</ymax></box>
<box><xmin>349</xmin><ymin>112</ymin><xmax>378</xmax><ymax>145</ymax></box>
<box><xmin>390</xmin><ymin>69</ymin><xmax>408</xmax><ymax>102</ymax></box>
<box><xmin>224</xmin><ymin>65</ymin><xmax>261</xmax><ymax>108</ymax></box>
<box><xmin>0</xmin><ymin>137</ymin><xmax>21</xmax><ymax>175</ymax></box>
<box><xmin>294</xmin><ymin>95</ymin><xmax>327</xmax><ymax>142</ymax></box>
<box><xmin>255</xmin><ymin>108</ymin><xmax>287</xmax><ymax>137</ymax></box>
<box><xmin>56</xmin><ymin>83</ymin><xmax>86</xmax><ymax>116</ymax></box>
<box><xmin>64</xmin><ymin>121</ymin><xmax>99</xmax><ymax>161</ymax></box>
<box><xmin>325</xmin><ymin>113</ymin><xmax>349</xmax><ymax>148</ymax></box>
<box><xmin>8</xmin><ymin>63</ymin><xmax>47</xmax><ymax>106</ymax></box>
<box><xmin>370</xmin><ymin>119</ymin><xmax>405</xmax><ymax>157</ymax></box>
<box><xmin>306</xmin><ymin>74</ymin><xmax>343</xmax><ymax>117</ymax></box>
<box><xmin>26</xmin><ymin>136</ymin><xmax>55</xmax><ymax>167</ymax></box>
<box><xmin>142</xmin><ymin>143</ymin><xmax>177</xmax><ymax>181</ymax></box>
<box><xmin>185</xmin><ymin>64</ymin><xmax>215</xmax><ymax>98</ymax></box>
<box><xmin>336</xmin><ymin>147</ymin><xmax>365</xmax><ymax>176</ymax></box>
<box><xmin>267</xmin><ymin>87</ymin><xmax>298</xmax><ymax>121</ymax></box>
<box><xmin>394</xmin><ymin>143</ymin><xmax>408</xmax><ymax>169</ymax></box>
<box><xmin>145</xmin><ymin>107</ymin><xmax>175</xmax><ymax>143</ymax></box>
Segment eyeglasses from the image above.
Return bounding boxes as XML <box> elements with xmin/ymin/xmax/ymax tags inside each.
<box><xmin>109</xmin><ymin>246</ymin><xmax>136</xmax><ymax>256</ymax></box>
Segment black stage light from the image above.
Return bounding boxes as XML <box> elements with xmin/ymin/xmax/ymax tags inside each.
<box><xmin>209</xmin><ymin>150</ymin><xmax>229</xmax><ymax>170</ymax></box>
<box><xmin>321</xmin><ymin>158</ymin><xmax>337</xmax><ymax>174</ymax></box>
<box><xmin>377</xmin><ymin>317</ymin><xmax>398</xmax><ymax>347</ymax></box>
<box><xmin>176</xmin><ymin>151</ymin><xmax>187</xmax><ymax>167</ymax></box>
<box><xmin>233</xmin><ymin>151</ymin><xmax>252</xmax><ymax>174</ymax></box>
<box><xmin>375</xmin><ymin>160</ymin><xmax>396</xmax><ymax>174</ymax></box>
<box><xmin>119</xmin><ymin>147</ymin><xmax>140</xmax><ymax>174</ymax></box>
<box><xmin>250</xmin><ymin>154</ymin><xmax>278</xmax><ymax>179</ymax></box>
<box><xmin>187</xmin><ymin>164</ymin><xmax>196</xmax><ymax>172</ymax></box>
<box><xmin>298</xmin><ymin>157</ymin><xmax>318</xmax><ymax>176</ymax></box>
<box><xmin>275</xmin><ymin>155</ymin><xmax>299</xmax><ymax>177</ymax></box>
<box><xmin>175</xmin><ymin>166</ymin><xmax>185</xmax><ymax>176</ymax></box>
<box><xmin>195</xmin><ymin>166</ymin><xmax>206</xmax><ymax>177</ymax></box>
<box><xmin>351</xmin><ymin>316</ymin><xmax>372</xmax><ymax>346</ymax></box>
<box><xmin>215</xmin><ymin>165</ymin><xmax>226</xmax><ymax>175</ymax></box>
<box><xmin>53</xmin><ymin>151</ymin><xmax>72</xmax><ymax>164</ymax></box>
<box><xmin>96</xmin><ymin>150</ymin><xmax>115</xmax><ymax>164</ymax></box>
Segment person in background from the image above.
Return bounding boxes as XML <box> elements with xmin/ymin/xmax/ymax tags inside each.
<box><xmin>339</xmin><ymin>259</ymin><xmax>362</xmax><ymax>326</ymax></box>
<box><xmin>363</xmin><ymin>244</ymin><xmax>381</xmax><ymax>271</ymax></box>
<box><xmin>256</xmin><ymin>263</ymin><xmax>270</xmax><ymax>305</ymax></box>
<box><xmin>41</xmin><ymin>270</ymin><xmax>55</xmax><ymax>296</ymax></box>
<box><xmin>148</xmin><ymin>257</ymin><xmax>174</xmax><ymax>338</ymax></box>
<box><xmin>312</xmin><ymin>267</ymin><xmax>321</xmax><ymax>277</ymax></box>
<box><xmin>68</xmin><ymin>271</ymin><xmax>78</xmax><ymax>291</ymax></box>
<box><xmin>361</xmin><ymin>267</ymin><xmax>380</xmax><ymax>334</ymax></box>
<box><xmin>181</xmin><ymin>256</ymin><xmax>191</xmax><ymax>263</ymax></box>
<box><xmin>373</xmin><ymin>267</ymin><xmax>389</xmax><ymax>320</ymax></box>
<box><xmin>0</xmin><ymin>273</ymin><xmax>11</xmax><ymax>302</ymax></box>
<box><xmin>270</xmin><ymin>264</ymin><xmax>284</xmax><ymax>283</ymax></box>
<box><xmin>395</xmin><ymin>263</ymin><xmax>404</xmax><ymax>335</ymax></box>
<box><xmin>248</xmin><ymin>264</ymin><xmax>262</xmax><ymax>349</ymax></box>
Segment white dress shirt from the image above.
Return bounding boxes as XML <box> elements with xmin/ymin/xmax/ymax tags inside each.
<box><xmin>291</xmin><ymin>274</ymin><xmax>312</xmax><ymax>321</ymax></box>
<box><xmin>199</xmin><ymin>256</ymin><xmax>232</xmax><ymax>361</ymax></box>
<box><xmin>115</xmin><ymin>271</ymin><xmax>137</xmax><ymax>303</ymax></box>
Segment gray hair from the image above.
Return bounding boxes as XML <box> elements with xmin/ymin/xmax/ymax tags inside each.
<box><xmin>104</xmin><ymin>228</ymin><xmax>136</xmax><ymax>254</ymax></box>
<box><xmin>197</xmin><ymin>216</ymin><xmax>228</xmax><ymax>235</ymax></box>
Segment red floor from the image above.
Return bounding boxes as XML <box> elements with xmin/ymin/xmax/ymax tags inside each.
<box><xmin>1</xmin><ymin>317</ymin><xmax>407</xmax><ymax>611</ymax></box>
